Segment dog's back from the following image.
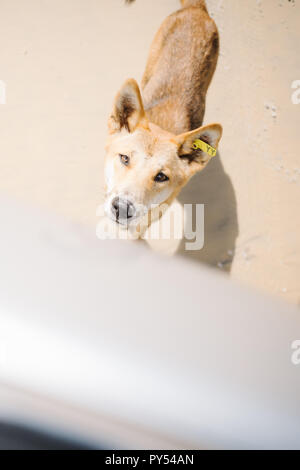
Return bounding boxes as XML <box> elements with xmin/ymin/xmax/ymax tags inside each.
<box><xmin>138</xmin><ymin>0</ymin><xmax>219</xmax><ymax>135</ymax></box>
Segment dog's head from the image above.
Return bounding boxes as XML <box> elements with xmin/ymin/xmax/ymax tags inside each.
<box><xmin>104</xmin><ymin>79</ymin><xmax>222</xmax><ymax>228</ymax></box>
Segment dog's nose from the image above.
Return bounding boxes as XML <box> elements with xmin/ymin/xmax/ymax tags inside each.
<box><xmin>111</xmin><ymin>197</ymin><xmax>135</xmax><ymax>221</ymax></box>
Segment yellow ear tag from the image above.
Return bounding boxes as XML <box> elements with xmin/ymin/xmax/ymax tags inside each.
<box><xmin>192</xmin><ymin>139</ymin><xmax>217</xmax><ymax>157</ymax></box>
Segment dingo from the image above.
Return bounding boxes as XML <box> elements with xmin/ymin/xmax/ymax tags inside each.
<box><xmin>104</xmin><ymin>0</ymin><xmax>222</xmax><ymax>238</ymax></box>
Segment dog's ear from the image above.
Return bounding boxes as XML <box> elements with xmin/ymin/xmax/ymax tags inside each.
<box><xmin>108</xmin><ymin>78</ymin><xmax>147</xmax><ymax>134</ymax></box>
<box><xmin>175</xmin><ymin>123</ymin><xmax>222</xmax><ymax>175</ymax></box>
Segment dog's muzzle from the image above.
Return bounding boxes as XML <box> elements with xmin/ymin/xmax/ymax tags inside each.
<box><xmin>111</xmin><ymin>197</ymin><xmax>135</xmax><ymax>223</ymax></box>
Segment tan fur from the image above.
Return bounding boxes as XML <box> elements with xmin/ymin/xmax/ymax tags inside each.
<box><xmin>104</xmin><ymin>0</ymin><xmax>222</xmax><ymax>238</ymax></box>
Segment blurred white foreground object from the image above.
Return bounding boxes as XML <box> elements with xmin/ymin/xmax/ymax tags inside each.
<box><xmin>0</xmin><ymin>197</ymin><xmax>299</xmax><ymax>449</ymax></box>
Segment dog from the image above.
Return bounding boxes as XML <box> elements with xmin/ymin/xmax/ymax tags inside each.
<box><xmin>103</xmin><ymin>0</ymin><xmax>222</xmax><ymax>239</ymax></box>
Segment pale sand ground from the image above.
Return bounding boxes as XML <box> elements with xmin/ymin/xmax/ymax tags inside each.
<box><xmin>0</xmin><ymin>0</ymin><xmax>299</xmax><ymax>304</ymax></box>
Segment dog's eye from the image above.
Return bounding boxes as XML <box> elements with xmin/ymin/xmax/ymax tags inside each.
<box><xmin>119</xmin><ymin>154</ymin><xmax>130</xmax><ymax>166</ymax></box>
<box><xmin>154</xmin><ymin>172</ymin><xmax>169</xmax><ymax>183</ymax></box>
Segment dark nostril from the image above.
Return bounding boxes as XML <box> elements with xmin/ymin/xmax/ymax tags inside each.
<box><xmin>112</xmin><ymin>197</ymin><xmax>119</xmax><ymax>213</ymax></box>
<box><xmin>126</xmin><ymin>201</ymin><xmax>134</xmax><ymax>219</ymax></box>
<box><xmin>111</xmin><ymin>198</ymin><xmax>135</xmax><ymax>220</ymax></box>
<box><xmin>111</xmin><ymin>198</ymin><xmax>120</xmax><ymax>220</ymax></box>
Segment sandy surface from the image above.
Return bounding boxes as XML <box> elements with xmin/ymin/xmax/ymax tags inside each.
<box><xmin>0</xmin><ymin>0</ymin><xmax>299</xmax><ymax>304</ymax></box>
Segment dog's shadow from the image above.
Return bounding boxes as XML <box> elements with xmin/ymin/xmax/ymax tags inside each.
<box><xmin>176</xmin><ymin>152</ymin><xmax>239</xmax><ymax>272</ymax></box>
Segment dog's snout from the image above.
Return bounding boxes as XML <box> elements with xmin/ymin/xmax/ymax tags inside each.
<box><xmin>111</xmin><ymin>197</ymin><xmax>135</xmax><ymax>221</ymax></box>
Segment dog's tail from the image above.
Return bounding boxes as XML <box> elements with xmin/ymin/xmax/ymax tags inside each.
<box><xmin>126</xmin><ymin>0</ymin><xmax>207</xmax><ymax>11</ymax></box>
